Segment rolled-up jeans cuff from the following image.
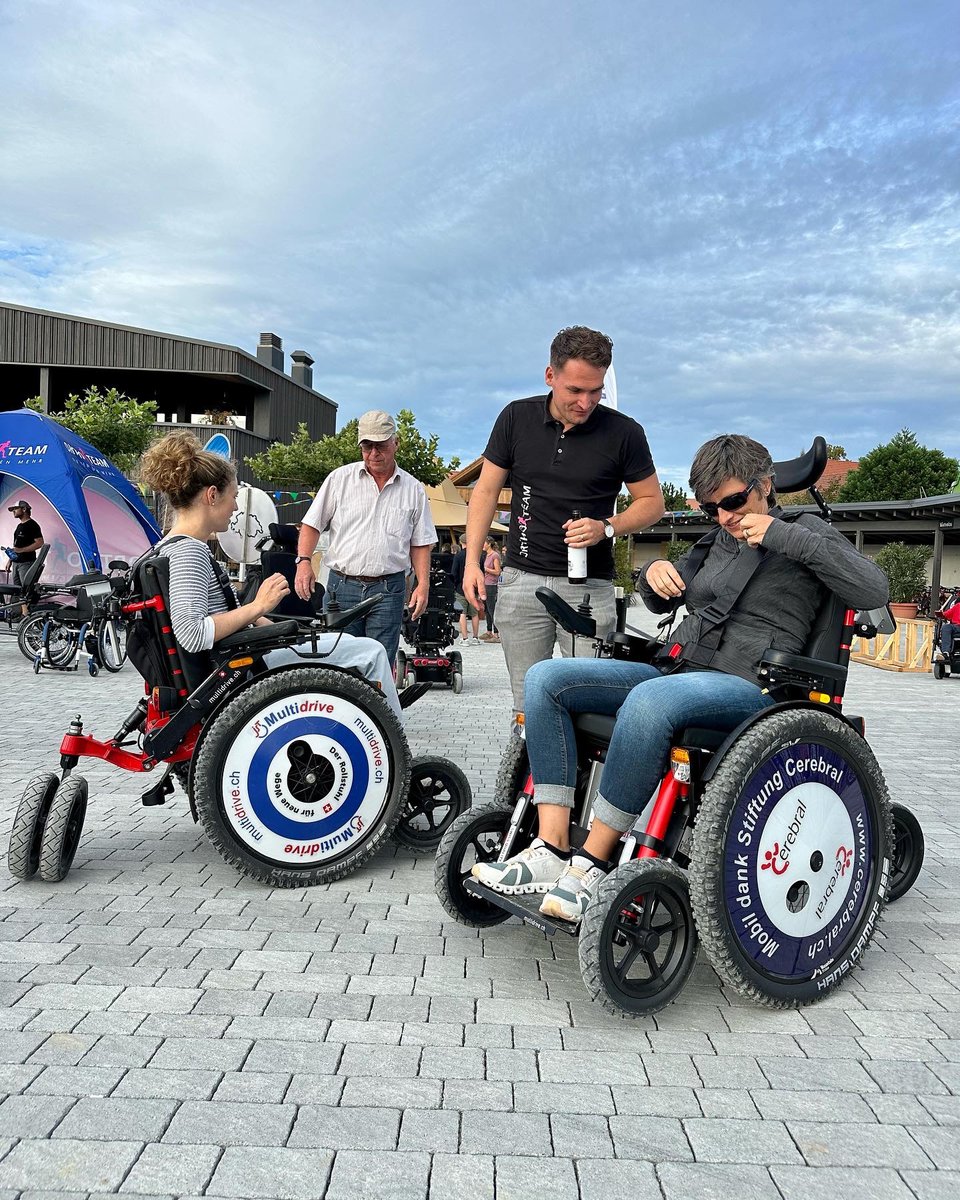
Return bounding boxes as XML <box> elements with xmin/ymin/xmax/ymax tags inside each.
<box><xmin>534</xmin><ymin>784</ymin><xmax>576</xmax><ymax>809</ymax></box>
<box><xmin>593</xmin><ymin>793</ymin><xmax>635</xmax><ymax>833</ymax></box>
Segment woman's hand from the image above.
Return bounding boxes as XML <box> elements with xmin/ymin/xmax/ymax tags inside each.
<box><xmin>253</xmin><ymin>572</ymin><xmax>290</xmax><ymax>617</ymax></box>
<box><xmin>739</xmin><ymin>513</ymin><xmax>774</xmax><ymax>547</ymax></box>
<box><xmin>645</xmin><ymin>559</ymin><xmax>685</xmax><ymax>599</ymax></box>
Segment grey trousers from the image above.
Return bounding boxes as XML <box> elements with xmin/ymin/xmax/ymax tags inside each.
<box><xmin>495</xmin><ymin>566</ymin><xmax>617</xmax><ymax>714</ymax></box>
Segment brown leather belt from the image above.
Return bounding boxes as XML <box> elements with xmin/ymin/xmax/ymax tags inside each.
<box><xmin>333</xmin><ymin>570</ymin><xmax>389</xmax><ymax>584</ymax></box>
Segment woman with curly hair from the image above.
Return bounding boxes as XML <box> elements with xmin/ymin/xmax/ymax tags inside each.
<box><xmin>140</xmin><ymin>432</ymin><xmax>400</xmax><ymax>714</ymax></box>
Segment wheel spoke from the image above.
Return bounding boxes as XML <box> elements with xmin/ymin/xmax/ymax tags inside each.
<box><xmin>614</xmin><ymin>940</ymin><xmax>645</xmax><ymax>981</ymax></box>
<box><xmin>643</xmin><ymin>951</ymin><xmax>664</xmax><ymax>981</ymax></box>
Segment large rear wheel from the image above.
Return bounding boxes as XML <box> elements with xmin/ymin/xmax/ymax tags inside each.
<box><xmin>493</xmin><ymin>731</ymin><xmax>530</xmax><ymax>808</ymax></box>
<box><xmin>192</xmin><ymin>668</ymin><xmax>410</xmax><ymax>886</ymax></box>
<box><xmin>690</xmin><ymin>708</ymin><xmax>892</xmax><ymax>1007</ymax></box>
<box><xmin>96</xmin><ymin>618</ymin><xmax>128</xmax><ymax>672</ymax></box>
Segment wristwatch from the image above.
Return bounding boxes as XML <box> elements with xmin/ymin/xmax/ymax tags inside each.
<box><xmin>603</xmin><ymin>522</ymin><xmax>615</xmax><ymax>539</ymax></box>
<box><xmin>295</xmin><ymin>555</ymin><xmax>313</xmax><ymax>564</ymax></box>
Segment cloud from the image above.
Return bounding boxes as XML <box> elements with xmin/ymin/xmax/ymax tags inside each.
<box><xmin>1</xmin><ymin>0</ymin><xmax>958</xmax><ymax>484</ymax></box>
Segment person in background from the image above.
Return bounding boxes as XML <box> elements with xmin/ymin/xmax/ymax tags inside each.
<box><xmin>451</xmin><ymin>533</ymin><xmax>482</xmax><ymax>645</ymax></box>
<box><xmin>294</xmin><ymin>411</ymin><xmax>437</xmax><ymax>665</ymax></box>
<box><xmin>480</xmin><ymin>536</ymin><xmax>502</xmax><ymax>641</ymax></box>
<box><xmin>935</xmin><ymin>591</ymin><xmax>960</xmax><ymax>661</ymax></box>
<box><xmin>4</xmin><ymin>500</ymin><xmax>44</xmax><ymax>614</ymax></box>
<box><xmin>462</xmin><ymin>325</ymin><xmax>665</xmax><ymax>716</ymax></box>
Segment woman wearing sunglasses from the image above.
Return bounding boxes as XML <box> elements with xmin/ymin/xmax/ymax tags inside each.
<box><xmin>473</xmin><ymin>433</ymin><xmax>889</xmax><ymax>922</ymax></box>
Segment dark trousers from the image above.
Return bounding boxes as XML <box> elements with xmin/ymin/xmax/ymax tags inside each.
<box><xmin>484</xmin><ymin>584</ymin><xmax>498</xmax><ymax>632</ymax></box>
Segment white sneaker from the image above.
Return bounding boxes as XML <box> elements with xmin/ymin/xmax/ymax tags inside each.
<box><xmin>539</xmin><ymin>855</ymin><xmax>607</xmax><ymax>922</ymax></box>
<box><xmin>460</xmin><ymin>638</ymin><xmax>469</xmax><ymax>645</ymax></box>
<box><xmin>471</xmin><ymin>839</ymin><xmax>567</xmax><ymax>895</ymax></box>
<box><xmin>934</xmin><ymin>649</ymin><xmax>945</xmax><ymax>663</ymax></box>
<box><xmin>471</xmin><ymin>636</ymin><xmax>481</xmax><ymax>645</ymax></box>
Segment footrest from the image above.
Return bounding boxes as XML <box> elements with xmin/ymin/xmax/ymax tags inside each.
<box><xmin>462</xmin><ymin>879</ymin><xmax>580</xmax><ymax>937</ymax></box>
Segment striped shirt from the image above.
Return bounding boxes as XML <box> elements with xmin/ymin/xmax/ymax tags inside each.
<box><xmin>302</xmin><ymin>462</ymin><xmax>437</xmax><ymax>576</ymax></box>
<box><xmin>160</xmin><ymin>536</ymin><xmax>238</xmax><ymax>653</ymax></box>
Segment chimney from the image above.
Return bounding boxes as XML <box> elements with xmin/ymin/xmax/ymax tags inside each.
<box><xmin>290</xmin><ymin>349</ymin><xmax>314</xmax><ymax>389</ymax></box>
<box><xmin>257</xmin><ymin>332</ymin><xmax>283</xmax><ymax>371</ymax></box>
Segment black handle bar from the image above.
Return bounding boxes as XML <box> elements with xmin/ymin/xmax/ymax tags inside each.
<box><xmin>535</xmin><ymin>587</ymin><xmax>597</xmax><ymax>639</ymax></box>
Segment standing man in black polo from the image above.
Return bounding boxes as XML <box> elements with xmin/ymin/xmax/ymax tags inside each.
<box><xmin>463</xmin><ymin>327</ymin><xmax>665</xmax><ymax>716</ymax></box>
<box><xmin>5</xmin><ymin>500</ymin><xmax>43</xmax><ymax>613</ymax></box>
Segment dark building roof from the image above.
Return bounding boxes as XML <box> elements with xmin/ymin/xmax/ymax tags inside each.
<box><xmin>0</xmin><ymin>302</ymin><xmax>337</xmax><ymax>451</ymax></box>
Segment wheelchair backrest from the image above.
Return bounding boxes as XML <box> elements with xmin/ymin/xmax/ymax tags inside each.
<box><xmin>19</xmin><ymin>544</ymin><xmax>49</xmax><ymax>592</ymax></box>
<box><xmin>800</xmin><ymin>589</ymin><xmax>847</xmax><ymax>664</ymax></box>
<box><xmin>126</xmin><ymin>553</ymin><xmax>214</xmax><ymax>696</ymax></box>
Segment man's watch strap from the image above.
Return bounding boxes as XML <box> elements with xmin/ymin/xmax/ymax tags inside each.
<box><xmin>295</xmin><ymin>555</ymin><xmax>313</xmax><ymax>564</ymax></box>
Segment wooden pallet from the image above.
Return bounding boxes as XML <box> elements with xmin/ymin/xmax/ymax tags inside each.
<box><xmin>851</xmin><ymin>618</ymin><xmax>933</xmax><ymax>673</ymax></box>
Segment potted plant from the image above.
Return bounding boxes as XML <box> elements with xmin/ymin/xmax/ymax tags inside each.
<box><xmin>874</xmin><ymin>541</ymin><xmax>931</xmax><ymax>619</ymax></box>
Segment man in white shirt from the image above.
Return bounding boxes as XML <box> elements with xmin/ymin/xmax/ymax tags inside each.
<box><xmin>294</xmin><ymin>411</ymin><xmax>437</xmax><ymax>665</ymax></box>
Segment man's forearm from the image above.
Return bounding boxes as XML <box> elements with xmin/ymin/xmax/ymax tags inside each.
<box><xmin>296</xmin><ymin>524</ymin><xmax>321</xmax><ymax>558</ymax></box>
<box><xmin>410</xmin><ymin>543</ymin><xmax>432</xmax><ymax>584</ymax></box>
<box><xmin>466</xmin><ymin>481</ymin><xmax>500</xmax><ymax>562</ymax></box>
<box><xmin>614</xmin><ymin>494</ymin><xmax>666</xmax><ymax>536</ymax></box>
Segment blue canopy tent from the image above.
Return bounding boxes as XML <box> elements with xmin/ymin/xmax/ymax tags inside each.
<box><xmin>0</xmin><ymin>408</ymin><xmax>160</xmax><ymax>584</ymax></box>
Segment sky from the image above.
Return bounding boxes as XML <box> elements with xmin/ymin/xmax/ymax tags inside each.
<box><xmin>1</xmin><ymin>0</ymin><xmax>958</xmax><ymax>488</ymax></box>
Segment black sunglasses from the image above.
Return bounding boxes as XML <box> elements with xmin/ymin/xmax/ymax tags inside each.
<box><xmin>699</xmin><ymin>479</ymin><xmax>759</xmax><ymax>519</ymax></box>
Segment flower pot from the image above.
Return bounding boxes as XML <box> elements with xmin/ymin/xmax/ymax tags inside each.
<box><xmin>889</xmin><ymin>602</ymin><xmax>919</xmax><ymax>620</ymax></box>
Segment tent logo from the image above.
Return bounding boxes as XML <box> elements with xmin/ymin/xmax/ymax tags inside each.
<box><xmin>0</xmin><ymin>441</ymin><xmax>48</xmax><ymax>458</ymax></box>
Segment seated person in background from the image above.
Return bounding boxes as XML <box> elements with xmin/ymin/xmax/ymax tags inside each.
<box><xmin>474</xmin><ymin>434</ymin><xmax>889</xmax><ymax>920</ymax></box>
<box><xmin>139</xmin><ymin>434</ymin><xmax>401</xmax><ymax>716</ymax></box>
<box><xmin>936</xmin><ymin>592</ymin><xmax>960</xmax><ymax>661</ymax></box>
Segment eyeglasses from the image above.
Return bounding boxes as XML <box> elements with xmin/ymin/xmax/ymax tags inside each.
<box><xmin>699</xmin><ymin>479</ymin><xmax>758</xmax><ymax>519</ymax></box>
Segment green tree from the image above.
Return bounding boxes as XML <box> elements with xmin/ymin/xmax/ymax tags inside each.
<box><xmin>664</xmin><ymin>537</ymin><xmax>695</xmax><ymax>563</ymax></box>
<box><xmin>27</xmin><ymin>386</ymin><xmax>158</xmax><ymax>473</ymax></box>
<box><xmin>246</xmin><ymin>409</ymin><xmax>459</xmax><ymax>489</ymax></box>
<box><xmin>826</xmin><ymin>444</ymin><xmax>847</xmax><ymax>460</ymax></box>
<box><xmin>838</xmin><ymin>429</ymin><xmax>958</xmax><ymax>503</ymax></box>
<box><xmin>661</xmin><ymin>481</ymin><xmax>689</xmax><ymax>511</ymax></box>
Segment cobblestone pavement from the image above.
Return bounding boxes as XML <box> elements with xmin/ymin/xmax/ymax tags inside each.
<box><xmin>0</xmin><ymin>626</ymin><xmax>957</xmax><ymax>1200</ymax></box>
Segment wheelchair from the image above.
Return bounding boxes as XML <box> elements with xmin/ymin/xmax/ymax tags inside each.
<box><xmin>397</xmin><ymin>554</ymin><xmax>462</xmax><ymax>694</ymax></box>
<box><xmin>0</xmin><ymin>545</ymin><xmax>62</xmax><ymax>635</ymax></box>
<box><xmin>9</xmin><ymin>549</ymin><xmax>470</xmax><ymax>885</ymax></box>
<box><xmin>932</xmin><ymin>593</ymin><xmax>960</xmax><ymax>681</ymax></box>
<box><xmin>18</xmin><ymin>560</ymin><xmax>130</xmax><ymax>674</ymax></box>
<box><xmin>436</xmin><ymin>439</ymin><xmax>925</xmax><ymax>1017</ymax></box>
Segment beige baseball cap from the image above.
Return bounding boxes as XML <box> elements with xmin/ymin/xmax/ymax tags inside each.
<box><xmin>357</xmin><ymin>410</ymin><xmax>396</xmax><ymax>443</ymax></box>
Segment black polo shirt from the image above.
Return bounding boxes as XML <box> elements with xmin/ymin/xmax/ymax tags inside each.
<box><xmin>483</xmin><ymin>395</ymin><xmax>656</xmax><ymax>578</ymax></box>
<box><xmin>12</xmin><ymin>518</ymin><xmax>42</xmax><ymax>563</ymax></box>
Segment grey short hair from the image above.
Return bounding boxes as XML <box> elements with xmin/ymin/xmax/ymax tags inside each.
<box><xmin>689</xmin><ymin>435</ymin><xmax>776</xmax><ymax>504</ymax></box>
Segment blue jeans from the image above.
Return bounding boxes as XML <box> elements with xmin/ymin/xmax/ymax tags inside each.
<box><xmin>940</xmin><ymin>622</ymin><xmax>957</xmax><ymax>655</ymax></box>
<box><xmin>323</xmin><ymin>570</ymin><xmax>406</xmax><ymax>666</ymax></box>
<box><xmin>524</xmin><ymin>657</ymin><xmax>773</xmax><ymax>832</ymax></box>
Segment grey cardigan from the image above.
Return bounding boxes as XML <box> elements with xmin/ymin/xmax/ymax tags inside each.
<box><xmin>636</xmin><ymin>510</ymin><xmax>890</xmax><ymax>684</ymax></box>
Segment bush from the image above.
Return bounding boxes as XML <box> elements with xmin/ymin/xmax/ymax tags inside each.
<box><xmin>873</xmin><ymin>542</ymin><xmax>930</xmax><ymax>604</ymax></box>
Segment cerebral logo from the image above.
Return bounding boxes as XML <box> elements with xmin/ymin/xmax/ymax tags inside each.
<box><xmin>761</xmin><ymin>842</ymin><xmax>789</xmax><ymax>875</ymax></box>
<box><xmin>836</xmin><ymin>844</ymin><xmax>853</xmax><ymax>877</ymax></box>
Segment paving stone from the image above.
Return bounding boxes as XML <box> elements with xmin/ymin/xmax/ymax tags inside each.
<box><xmin>787</xmin><ymin>1120</ymin><xmax>934</xmax><ymax>1167</ymax></box>
<box><xmin>751</xmin><ymin>1089</ymin><xmax>877</xmax><ymax>1123</ymax></box>
<box><xmin>340</xmin><ymin>1076</ymin><xmax>442</xmax><ymax>1110</ymax></box>
<box><xmin>443</xmin><ymin>1079</ymin><xmax>513</xmax><ymax>1111</ymax></box>
<box><xmin>429</xmin><ymin>1153</ymin><xmax>494</xmax><ymax>1200</ymax></box>
<box><xmin>575</xmin><ymin>1158</ymin><xmax>662</xmax><ymax>1200</ymax></box>
<box><xmin>684</xmin><ymin>1117</ymin><xmax>803</xmax><ymax>1164</ymax></box>
<box><xmin>460</xmin><ymin>1110</ymin><xmax>551</xmax><ymax>1156</ymax></box>
<box><xmin>112</xmin><ymin>1067</ymin><xmax>220</xmax><ymax>1100</ymax></box>
<box><xmin>120</xmin><ymin>1143</ymin><xmax>221</xmax><ymax>1194</ymax></box>
<box><xmin>900</xmin><ymin>1170</ymin><xmax>960</xmax><ymax>1200</ymax></box>
<box><xmin>325</xmin><ymin>1150</ymin><xmax>430</xmax><ymax>1200</ymax></box>
<box><xmin>398</xmin><ymin>1107</ymin><xmax>460</xmax><ymax>1152</ymax></box>
<box><xmin>906</xmin><ymin>1125</ymin><xmax>960</xmax><ymax>1169</ymax></box>
<box><xmin>657</xmin><ymin>1162</ymin><xmax>780</xmax><ymax>1198</ymax></box>
<box><xmin>496</xmin><ymin>1155</ymin><xmax>578</xmax><ymax>1199</ymax></box>
<box><xmin>0</xmin><ymin>1094</ymin><xmax>74</xmax><ymax>1137</ymax></box>
<box><xmin>770</xmin><ymin>1165</ymin><xmax>917</xmax><ymax>1199</ymax></box>
<box><xmin>53</xmin><ymin>1096</ymin><xmax>178</xmax><ymax>1142</ymax></box>
<box><xmin>26</xmin><ymin>1064</ymin><xmax>125</xmax><ymax>1097</ymax></box>
<box><xmin>149</xmin><ymin>1036</ymin><xmax>251</xmax><ymax>1072</ymax></box>
<box><xmin>550</xmin><ymin>1112</ymin><xmax>614</xmax><ymax>1158</ymax></box>
<box><xmin>162</xmin><ymin>1100</ymin><xmax>294</xmax><ymax>1146</ymax></box>
<box><xmin>207</xmin><ymin>1146</ymin><xmax>333</xmax><ymax>1198</ymax></box>
<box><xmin>514</xmin><ymin>1081</ymin><xmax>614</xmax><ymax>1115</ymax></box>
<box><xmin>0</xmin><ymin>1138</ymin><xmax>141</xmax><ymax>1191</ymax></box>
<box><xmin>695</xmin><ymin>1088</ymin><xmax>762</xmax><ymax>1118</ymax></box>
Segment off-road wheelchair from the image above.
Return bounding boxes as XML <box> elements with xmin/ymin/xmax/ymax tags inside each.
<box><xmin>932</xmin><ymin>590</ymin><xmax>960</xmax><ymax>681</ymax></box>
<box><xmin>436</xmin><ymin>439</ymin><xmax>925</xmax><ymax>1017</ymax></box>
<box><xmin>397</xmin><ymin>554</ymin><xmax>463</xmax><ymax>694</ymax></box>
<box><xmin>10</xmin><ymin>549</ymin><xmax>470</xmax><ymax>885</ymax></box>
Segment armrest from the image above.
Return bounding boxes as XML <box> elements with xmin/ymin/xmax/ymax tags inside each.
<box><xmin>217</xmin><ymin>620</ymin><xmax>300</xmax><ymax>651</ymax></box>
<box><xmin>758</xmin><ymin>648</ymin><xmax>848</xmax><ymax>690</ymax></box>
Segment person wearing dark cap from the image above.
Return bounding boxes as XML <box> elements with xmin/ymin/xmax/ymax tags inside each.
<box><xmin>4</xmin><ymin>500</ymin><xmax>43</xmax><ymax>612</ymax></box>
<box><xmin>294</xmin><ymin>410</ymin><xmax>437</xmax><ymax>665</ymax></box>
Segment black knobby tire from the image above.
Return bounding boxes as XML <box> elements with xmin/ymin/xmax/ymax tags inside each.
<box><xmin>579</xmin><ymin>859</ymin><xmax>699</xmax><ymax>1017</ymax></box>
<box><xmin>493</xmin><ymin>731</ymin><xmax>530</xmax><ymax>808</ymax></box>
<box><xmin>8</xmin><ymin>773</ymin><xmax>59</xmax><ymax>880</ymax></box>
<box><xmin>689</xmin><ymin>708</ymin><xmax>892</xmax><ymax>1007</ymax></box>
<box><xmin>435</xmin><ymin>803</ymin><xmax>516</xmax><ymax>927</ymax></box>
<box><xmin>393</xmin><ymin>756</ymin><xmax>472</xmax><ymax>851</ymax></box>
<box><xmin>191</xmin><ymin>667</ymin><xmax>411</xmax><ymax>887</ymax></box>
<box><xmin>932</xmin><ymin>661</ymin><xmax>946</xmax><ymax>680</ymax></box>
<box><xmin>38</xmin><ymin>776</ymin><xmax>88</xmax><ymax>882</ymax></box>
<box><xmin>396</xmin><ymin>649</ymin><xmax>408</xmax><ymax>691</ymax></box>
<box><xmin>97</xmin><ymin>618</ymin><xmax>128</xmax><ymax>672</ymax></box>
<box><xmin>16</xmin><ymin>613</ymin><xmax>46</xmax><ymax>663</ymax></box>
<box><xmin>888</xmin><ymin>803</ymin><xmax>924</xmax><ymax>902</ymax></box>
